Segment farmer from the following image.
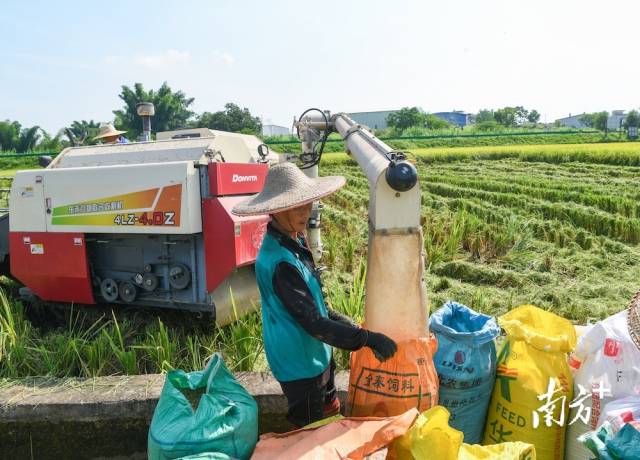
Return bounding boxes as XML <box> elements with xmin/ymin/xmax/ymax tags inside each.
<box><xmin>233</xmin><ymin>162</ymin><xmax>397</xmax><ymax>427</ymax></box>
<box><xmin>93</xmin><ymin>123</ymin><xmax>129</xmax><ymax>144</ymax></box>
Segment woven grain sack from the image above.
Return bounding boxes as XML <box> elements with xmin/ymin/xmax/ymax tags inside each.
<box><xmin>483</xmin><ymin>305</ymin><xmax>576</xmax><ymax>460</ymax></box>
<box><xmin>565</xmin><ymin>294</ymin><xmax>640</xmax><ymax>460</ymax></box>
<box><xmin>430</xmin><ymin>301</ymin><xmax>500</xmax><ymax>444</ymax></box>
<box><xmin>347</xmin><ymin>337</ymin><xmax>439</xmax><ymax>418</ymax></box>
<box><xmin>148</xmin><ymin>354</ymin><xmax>258</xmax><ymax>460</ymax></box>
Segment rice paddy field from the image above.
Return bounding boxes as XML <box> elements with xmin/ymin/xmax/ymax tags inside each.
<box><xmin>2</xmin><ymin>142</ymin><xmax>640</xmax><ymax>378</ymax></box>
<box><xmin>322</xmin><ymin>143</ymin><xmax>640</xmax><ymax>324</ymax></box>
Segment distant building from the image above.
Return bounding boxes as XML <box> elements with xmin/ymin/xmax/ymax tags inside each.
<box><xmin>262</xmin><ymin>124</ymin><xmax>290</xmax><ymax>137</ymax></box>
<box><xmin>555</xmin><ymin>113</ymin><xmax>588</xmax><ymax>129</ymax></box>
<box><xmin>347</xmin><ymin>110</ymin><xmax>397</xmax><ymax>130</ymax></box>
<box><xmin>555</xmin><ymin>110</ymin><xmax>627</xmax><ymax>130</ymax></box>
<box><xmin>348</xmin><ymin>108</ymin><xmax>472</xmax><ymax>130</ymax></box>
<box><xmin>607</xmin><ymin>110</ymin><xmax>626</xmax><ymax>130</ymax></box>
<box><xmin>433</xmin><ymin>111</ymin><xmax>471</xmax><ymax>127</ymax></box>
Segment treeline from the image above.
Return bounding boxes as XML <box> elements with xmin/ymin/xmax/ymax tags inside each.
<box><xmin>1</xmin><ymin>82</ymin><xmax>263</xmax><ymax>152</ymax></box>
<box><xmin>383</xmin><ymin>106</ymin><xmax>545</xmax><ymax>135</ymax></box>
<box><xmin>384</xmin><ymin>106</ymin><xmax>640</xmax><ymax>136</ymax></box>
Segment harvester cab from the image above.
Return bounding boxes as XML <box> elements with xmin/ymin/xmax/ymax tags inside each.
<box><xmin>4</xmin><ymin>127</ymin><xmax>281</xmax><ymax>325</ymax></box>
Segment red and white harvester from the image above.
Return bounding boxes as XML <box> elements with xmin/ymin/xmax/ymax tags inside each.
<box><xmin>1</xmin><ymin>125</ymin><xmax>281</xmax><ymax>324</ymax></box>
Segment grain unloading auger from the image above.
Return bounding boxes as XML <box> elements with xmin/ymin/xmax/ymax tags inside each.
<box><xmin>296</xmin><ymin>110</ymin><xmax>437</xmax><ymax>418</ymax></box>
<box><xmin>294</xmin><ymin>109</ymin><xmax>428</xmax><ymax>340</ymax></box>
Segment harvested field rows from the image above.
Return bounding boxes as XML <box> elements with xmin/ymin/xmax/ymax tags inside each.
<box><xmin>320</xmin><ymin>150</ymin><xmax>640</xmax><ymax>324</ymax></box>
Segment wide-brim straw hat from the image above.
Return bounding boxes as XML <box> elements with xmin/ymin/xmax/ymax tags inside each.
<box><xmin>232</xmin><ymin>162</ymin><xmax>345</xmax><ymax>216</ymax></box>
<box><xmin>628</xmin><ymin>289</ymin><xmax>640</xmax><ymax>350</ymax></box>
<box><xmin>94</xmin><ymin>123</ymin><xmax>127</xmax><ymax>140</ymax></box>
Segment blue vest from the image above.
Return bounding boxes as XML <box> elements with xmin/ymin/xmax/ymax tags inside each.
<box><xmin>255</xmin><ymin>230</ymin><xmax>331</xmax><ymax>382</ymax></box>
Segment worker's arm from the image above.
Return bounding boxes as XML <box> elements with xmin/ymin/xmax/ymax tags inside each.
<box><xmin>273</xmin><ymin>262</ymin><xmax>397</xmax><ymax>360</ymax></box>
<box><xmin>273</xmin><ymin>262</ymin><xmax>367</xmax><ymax>350</ymax></box>
<box><xmin>327</xmin><ymin>308</ymin><xmax>358</xmax><ymax>328</ymax></box>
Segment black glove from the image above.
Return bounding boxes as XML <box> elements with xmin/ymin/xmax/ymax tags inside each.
<box><xmin>364</xmin><ymin>331</ymin><xmax>398</xmax><ymax>362</ymax></box>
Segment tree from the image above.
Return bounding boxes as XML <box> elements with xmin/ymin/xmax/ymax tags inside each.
<box><xmin>386</xmin><ymin>107</ymin><xmax>426</xmax><ymax>133</ymax></box>
<box><xmin>476</xmin><ymin>109</ymin><xmax>495</xmax><ymax>123</ymax></box>
<box><xmin>580</xmin><ymin>111</ymin><xmax>609</xmax><ymax>131</ymax></box>
<box><xmin>0</xmin><ymin>120</ymin><xmax>42</xmax><ymax>151</ymax></box>
<box><xmin>515</xmin><ymin>106</ymin><xmax>529</xmax><ymax>125</ymax></box>
<box><xmin>424</xmin><ymin>114</ymin><xmax>451</xmax><ymax>130</ymax></box>
<box><xmin>113</xmin><ymin>82</ymin><xmax>195</xmax><ymax>139</ymax></box>
<box><xmin>623</xmin><ymin>110</ymin><xmax>640</xmax><ymax>130</ymax></box>
<box><xmin>527</xmin><ymin>110</ymin><xmax>541</xmax><ymax>124</ymax></box>
<box><xmin>39</xmin><ymin>130</ymin><xmax>64</xmax><ymax>152</ymax></box>
<box><xmin>67</xmin><ymin>120</ymin><xmax>101</xmax><ymax>145</ymax></box>
<box><xmin>196</xmin><ymin>103</ymin><xmax>262</xmax><ymax>134</ymax></box>
<box><xmin>493</xmin><ymin>107</ymin><xmax>518</xmax><ymax>127</ymax></box>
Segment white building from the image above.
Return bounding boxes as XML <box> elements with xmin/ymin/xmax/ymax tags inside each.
<box><xmin>607</xmin><ymin>110</ymin><xmax>626</xmax><ymax>130</ymax></box>
<box><xmin>347</xmin><ymin>110</ymin><xmax>399</xmax><ymax>130</ymax></box>
<box><xmin>556</xmin><ymin>110</ymin><xmax>629</xmax><ymax>130</ymax></box>
<box><xmin>262</xmin><ymin>124</ymin><xmax>290</xmax><ymax>137</ymax></box>
<box><xmin>555</xmin><ymin>113</ymin><xmax>588</xmax><ymax>128</ymax></box>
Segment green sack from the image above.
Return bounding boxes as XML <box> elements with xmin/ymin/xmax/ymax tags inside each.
<box><xmin>148</xmin><ymin>354</ymin><xmax>258</xmax><ymax>460</ymax></box>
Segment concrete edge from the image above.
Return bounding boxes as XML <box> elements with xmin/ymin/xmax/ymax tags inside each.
<box><xmin>0</xmin><ymin>371</ymin><xmax>350</xmax><ymax>423</ymax></box>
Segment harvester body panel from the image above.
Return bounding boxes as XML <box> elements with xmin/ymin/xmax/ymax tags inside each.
<box><xmin>9</xmin><ymin>231</ymin><xmax>94</xmax><ymax>304</ymax></box>
<box><xmin>41</xmin><ymin>161</ymin><xmax>201</xmax><ymax>234</ymax></box>
<box><xmin>5</xmin><ymin>131</ymin><xmax>275</xmax><ymax>324</ymax></box>
<box><xmin>10</xmin><ymin>170</ymin><xmax>47</xmax><ymax>232</ymax></box>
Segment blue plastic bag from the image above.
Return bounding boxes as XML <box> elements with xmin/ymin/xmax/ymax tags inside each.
<box><xmin>148</xmin><ymin>354</ymin><xmax>258</xmax><ymax>460</ymax></box>
<box><xmin>429</xmin><ymin>301</ymin><xmax>500</xmax><ymax>444</ymax></box>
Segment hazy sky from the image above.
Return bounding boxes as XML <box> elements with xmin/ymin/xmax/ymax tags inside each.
<box><xmin>2</xmin><ymin>0</ymin><xmax>639</xmax><ymax>134</ymax></box>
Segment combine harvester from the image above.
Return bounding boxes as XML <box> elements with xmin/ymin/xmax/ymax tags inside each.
<box><xmin>0</xmin><ymin>122</ymin><xmax>280</xmax><ymax>325</ymax></box>
<box><xmin>0</xmin><ymin>107</ymin><xmax>422</xmax><ymax>331</ymax></box>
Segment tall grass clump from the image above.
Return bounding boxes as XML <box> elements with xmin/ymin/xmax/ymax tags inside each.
<box><xmin>214</xmin><ymin>293</ymin><xmax>264</xmax><ymax>372</ymax></box>
<box><xmin>329</xmin><ymin>261</ymin><xmax>366</xmax><ymax>368</ymax></box>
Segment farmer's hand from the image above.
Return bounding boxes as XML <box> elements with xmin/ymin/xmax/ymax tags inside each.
<box><xmin>365</xmin><ymin>331</ymin><xmax>397</xmax><ymax>362</ymax></box>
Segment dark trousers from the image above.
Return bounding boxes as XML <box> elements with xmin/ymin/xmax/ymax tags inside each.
<box><xmin>278</xmin><ymin>359</ymin><xmax>337</xmax><ymax>428</ymax></box>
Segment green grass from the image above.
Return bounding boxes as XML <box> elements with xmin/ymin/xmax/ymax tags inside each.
<box><xmin>2</xmin><ymin>141</ymin><xmax>640</xmax><ymax>378</ymax></box>
<box><xmin>0</xmin><ymin>155</ymin><xmax>45</xmax><ymax>172</ymax></box>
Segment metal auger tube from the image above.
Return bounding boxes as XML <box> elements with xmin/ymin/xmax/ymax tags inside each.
<box><xmin>296</xmin><ymin>110</ymin><xmax>428</xmax><ymax>340</ymax></box>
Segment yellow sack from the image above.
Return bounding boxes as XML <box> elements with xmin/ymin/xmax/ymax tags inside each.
<box><xmin>395</xmin><ymin>406</ymin><xmax>536</xmax><ymax>460</ymax></box>
<box><xmin>459</xmin><ymin>442</ymin><xmax>536</xmax><ymax>459</ymax></box>
<box><xmin>483</xmin><ymin>305</ymin><xmax>576</xmax><ymax>460</ymax></box>
<box><xmin>395</xmin><ymin>406</ymin><xmax>464</xmax><ymax>460</ymax></box>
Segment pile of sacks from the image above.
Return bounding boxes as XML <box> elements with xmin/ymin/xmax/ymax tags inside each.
<box><xmin>145</xmin><ymin>294</ymin><xmax>640</xmax><ymax>459</ymax></box>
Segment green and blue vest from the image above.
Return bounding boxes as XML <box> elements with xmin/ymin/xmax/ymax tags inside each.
<box><xmin>255</xmin><ymin>229</ymin><xmax>331</xmax><ymax>382</ymax></box>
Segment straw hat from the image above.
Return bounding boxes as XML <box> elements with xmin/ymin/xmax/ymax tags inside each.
<box><xmin>628</xmin><ymin>289</ymin><xmax>640</xmax><ymax>350</ymax></box>
<box><xmin>232</xmin><ymin>163</ymin><xmax>345</xmax><ymax>216</ymax></box>
<box><xmin>93</xmin><ymin>123</ymin><xmax>127</xmax><ymax>140</ymax></box>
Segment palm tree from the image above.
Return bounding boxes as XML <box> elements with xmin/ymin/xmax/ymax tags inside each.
<box><xmin>113</xmin><ymin>82</ymin><xmax>195</xmax><ymax>139</ymax></box>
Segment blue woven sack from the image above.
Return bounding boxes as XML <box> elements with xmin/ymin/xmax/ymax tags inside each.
<box><xmin>430</xmin><ymin>301</ymin><xmax>500</xmax><ymax>444</ymax></box>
